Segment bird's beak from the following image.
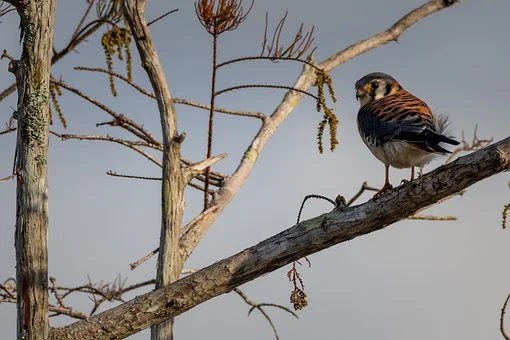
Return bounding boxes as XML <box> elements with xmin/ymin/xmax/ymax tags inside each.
<box><xmin>355</xmin><ymin>88</ymin><xmax>364</xmax><ymax>101</ymax></box>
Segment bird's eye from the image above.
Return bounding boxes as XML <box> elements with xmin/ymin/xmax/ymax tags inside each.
<box><xmin>370</xmin><ymin>81</ymin><xmax>379</xmax><ymax>89</ymax></box>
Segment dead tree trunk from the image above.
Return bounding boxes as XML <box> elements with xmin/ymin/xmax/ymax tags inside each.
<box><xmin>122</xmin><ymin>1</ymin><xmax>185</xmax><ymax>339</ymax></box>
<box><xmin>8</xmin><ymin>0</ymin><xmax>57</xmax><ymax>339</ymax></box>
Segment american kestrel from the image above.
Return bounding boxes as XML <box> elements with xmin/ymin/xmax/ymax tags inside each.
<box><xmin>355</xmin><ymin>72</ymin><xmax>460</xmax><ymax>198</ymax></box>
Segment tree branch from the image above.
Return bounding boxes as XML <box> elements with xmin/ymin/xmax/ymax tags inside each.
<box><xmin>183</xmin><ymin>153</ymin><xmax>227</xmax><ymax>183</ymax></box>
<box><xmin>49</xmin><ymin>137</ymin><xmax>510</xmax><ymax>339</ymax></box>
<box><xmin>51</xmin><ymin>132</ymin><xmax>162</xmax><ymax>167</ymax></box>
<box><xmin>501</xmin><ymin>293</ymin><xmax>510</xmax><ymax>340</ymax></box>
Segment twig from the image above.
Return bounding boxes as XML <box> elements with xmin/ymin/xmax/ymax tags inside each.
<box><xmin>147</xmin><ymin>8</ymin><xmax>179</xmax><ymax>26</ymax></box>
<box><xmin>347</xmin><ymin>181</ymin><xmax>379</xmax><ymax>206</ymax></box>
<box><xmin>233</xmin><ymin>287</ymin><xmax>298</xmax><ymax>340</ymax></box>
<box><xmin>130</xmin><ymin>248</ymin><xmax>159</xmax><ymax>270</ymax></box>
<box><xmin>0</xmin><ymin>283</ymin><xmax>15</xmax><ymax>299</ymax></box>
<box><xmin>175</xmin><ymin>98</ymin><xmax>267</xmax><ymax>121</ymax></box>
<box><xmin>260</xmin><ymin>11</ymin><xmax>315</xmax><ymax>59</ymax></box>
<box><xmin>501</xmin><ymin>293</ymin><xmax>510</xmax><ymax>340</ymax></box>
<box><xmin>106</xmin><ymin>171</ymin><xmax>160</xmax><ymax>181</ymax></box>
<box><xmin>296</xmin><ymin>194</ymin><xmax>336</xmax><ymax>224</ymax></box>
<box><xmin>503</xmin><ymin>203</ymin><xmax>510</xmax><ymax>229</ymax></box>
<box><xmin>71</xmin><ymin>0</ymin><xmax>95</xmax><ymax>40</ymax></box>
<box><xmin>183</xmin><ymin>153</ymin><xmax>227</xmax><ymax>183</ymax></box>
<box><xmin>53</xmin><ymin>80</ymin><xmax>160</xmax><ymax>145</ymax></box>
<box><xmin>1</xmin><ymin>49</ymin><xmax>14</xmax><ymax>61</ymax></box>
<box><xmin>74</xmin><ymin>66</ymin><xmax>267</xmax><ymax>120</ymax></box>
<box><xmin>75</xmin><ymin>66</ymin><xmax>156</xmax><ymax>98</ymax></box>
<box><xmin>407</xmin><ymin>214</ymin><xmax>456</xmax><ymax>221</ymax></box>
<box><xmin>181</xmin><ymin>157</ymin><xmax>224</xmax><ymax>181</ymax></box>
<box><xmin>51</xmin><ymin>131</ymin><xmax>162</xmax><ymax>167</ymax></box>
<box><xmin>0</xmin><ymin>174</ymin><xmax>15</xmax><ymax>183</ymax></box>
<box><xmin>217</xmin><ymin>56</ymin><xmax>321</xmax><ymax>71</ymax></box>
<box><xmin>215</xmin><ymin>84</ymin><xmax>318</xmax><ymax>100</ymax></box>
<box><xmin>446</xmin><ymin>126</ymin><xmax>493</xmax><ymax>163</ymax></box>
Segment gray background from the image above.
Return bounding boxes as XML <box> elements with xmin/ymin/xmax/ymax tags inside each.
<box><xmin>1</xmin><ymin>0</ymin><xmax>509</xmax><ymax>339</ymax></box>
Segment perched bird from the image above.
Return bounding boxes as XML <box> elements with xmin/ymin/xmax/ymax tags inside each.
<box><xmin>355</xmin><ymin>72</ymin><xmax>460</xmax><ymax>198</ymax></box>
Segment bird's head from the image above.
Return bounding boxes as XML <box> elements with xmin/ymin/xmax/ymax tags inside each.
<box><xmin>355</xmin><ymin>72</ymin><xmax>402</xmax><ymax>107</ymax></box>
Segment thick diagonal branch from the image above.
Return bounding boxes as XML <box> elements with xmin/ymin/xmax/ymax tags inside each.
<box><xmin>49</xmin><ymin>137</ymin><xmax>510</xmax><ymax>339</ymax></box>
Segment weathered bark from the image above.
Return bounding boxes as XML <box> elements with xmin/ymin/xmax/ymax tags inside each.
<box><xmin>8</xmin><ymin>0</ymin><xmax>57</xmax><ymax>339</ymax></box>
<box><xmin>122</xmin><ymin>1</ymin><xmax>184</xmax><ymax>339</ymax></box>
<box><xmin>49</xmin><ymin>137</ymin><xmax>510</xmax><ymax>339</ymax></box>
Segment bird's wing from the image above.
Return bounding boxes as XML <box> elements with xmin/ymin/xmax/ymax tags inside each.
<box><xmin>357</xmin><ymin>90</ymin><xmax>455</xmax><ymax>153</ymax></box>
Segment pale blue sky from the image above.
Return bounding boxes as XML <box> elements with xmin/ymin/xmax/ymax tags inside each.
<box><xmin>1</xmin><ymin>1</ymin><xmax>509</xmax><ymax>339</ymax></box>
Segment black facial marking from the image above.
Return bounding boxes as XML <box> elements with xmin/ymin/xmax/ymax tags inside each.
<box><xmin>384</xmin><ymin>83</ymin><xmax>392</xmax><ymax>96</ymax></box>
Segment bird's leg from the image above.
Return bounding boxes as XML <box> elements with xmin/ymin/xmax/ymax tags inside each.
<box><xmin>401</xmin><ymin>166</ymin><xmax>415</xmax><ymax>185</ymax></box>
<box><xmin>374</xmin><ymin>165</ymin><xmax>393</xmax><ymax>199</ymax></box>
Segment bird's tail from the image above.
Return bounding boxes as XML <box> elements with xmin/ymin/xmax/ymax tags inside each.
<box><xmin>435</xmin><ymin>113</ymin><xmax>460</xmax><ymax>146</ymax></box>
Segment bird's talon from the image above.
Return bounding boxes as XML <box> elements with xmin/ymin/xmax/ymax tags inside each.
<box><xmin>372</xmin><ymin>183</ymin><xmax>393</xmax><ymax>199</ymax></box>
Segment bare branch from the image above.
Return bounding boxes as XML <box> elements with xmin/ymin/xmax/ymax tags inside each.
<box><xmin>347</xmin><ymin>181</ymin><xmax>379</xmax><ymax>206</ymax></box>
<box><xmin>106</xmin><ymin>171</ymin><xmax>160</xmax><ymax>181</ymax></box>
<box><xmin>74</xmin><ymin>66</ymin><xmax>267</xmax><ymax>120</ymax></box>
<box><xmin>446</xmin><ymin>126</ymin><xmax>493</xmax><ymax>163</ymax></box>
<box><xmin>74</xmin><ymin>66</ymin><xmax>156</xmax><ymax>98</ymax></box>
<box><xmin>215</xmin><ymin>84</ymin><xmax>318</xmax><ymax>100</ymax></box>
<box><xmin>147</xmin><ymin>8</ymin><xmax>179</xmax><ymax>26</ymax></box>
<box><xmin>174</xmin><ymin>98</ymin><xmax>267</xmax><ymax>120</ymax></box>
<box><xmin>503</xmin><ymin>203</ymin><xmax>510</xmax><ymax>229</ymax></box>
<box><xmin>0</xmin><ymin>1</ymin><xmax>15</xmax><ymax>16</ymax></box>
<box><xmin>1</xmin><ymin>49</ymin><xmax>14</xmax><ymax>61</ymax></box>
<box><xmin>502</xmin><ymin>294</ymin><xmax>510</xmax><ymax>340</ymax></box>
<box><xmin>0</xmin><ymin>174</ymin><xmax>15</xmax><ymax>183</ymax></box>
<box><xmin>407</xmin><ymin>215</ymin><xmax>456</xmax><ymax>221</ymax></box>
<box><xmin>183</xmin><ymin>153</ymin><xmax>227</xmax><ymax>183</ymax></box>
<box><xmin>51</xmin><ymin>132</ymin><xmax>162</xmax><ymax>167</ymax></box>
<box><xmin>233</xmin><ymin>287</ymin><xmax>298</xmax><ymax>340</ymax></box>
<box><xmin>130</xmin><ymin>248</ymin><xmax>159</xmax><ymax>270</ymax></box>
<box><xmin>320</xmin><ymin>0</ymin><xmax>460</xmax><ymax>72</ymax></box>
<box><xmin>70</xmin><ymin>0</ymin><xmax>94</xmax><ymax>40</ymax></box>
<box><xmin>53</xmin><ymin>80</ymin><xmax>160</xmax><ymax>145</ymax></box>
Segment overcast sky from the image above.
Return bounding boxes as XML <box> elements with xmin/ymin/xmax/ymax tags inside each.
<box><xmin>1</xmin><ymin>0</ymin><xmax>509</xmax><ymax>339</ymax></box>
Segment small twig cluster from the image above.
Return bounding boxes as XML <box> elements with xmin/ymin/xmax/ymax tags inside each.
<box><xmin>446</xmin><ymin>125</ymin><xmax>493</xmax><ymax>163</ymax></box>
<box><xmin>0</xmin><ymin>2</ymin><xmax>14</xmax><ymax>18</ymax></box>
<box><xmin>260</xmin><ymin>12</ymin><xmax>315</xmax><ymax>59</ymax></box>
<box><xmin>195</xmin><ymin>0</ymin><xmax>253</xmax><ymax>36</ymax></box>
<box><xmin>1</xmin><ymin>275</ymin><xmax>154</xmax><ymax>320</ymax></box>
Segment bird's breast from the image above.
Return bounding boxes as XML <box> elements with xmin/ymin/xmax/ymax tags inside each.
<box><xmin>363</xmin><ymin>139</ymin><xmax>436</xmax><ymax>169</ymax></box>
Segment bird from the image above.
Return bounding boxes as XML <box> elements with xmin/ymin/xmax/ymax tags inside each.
<box><xmin>354</xmin><ymin>72</ymin><xmax>460</xmax><ymax>198</ymax></box>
